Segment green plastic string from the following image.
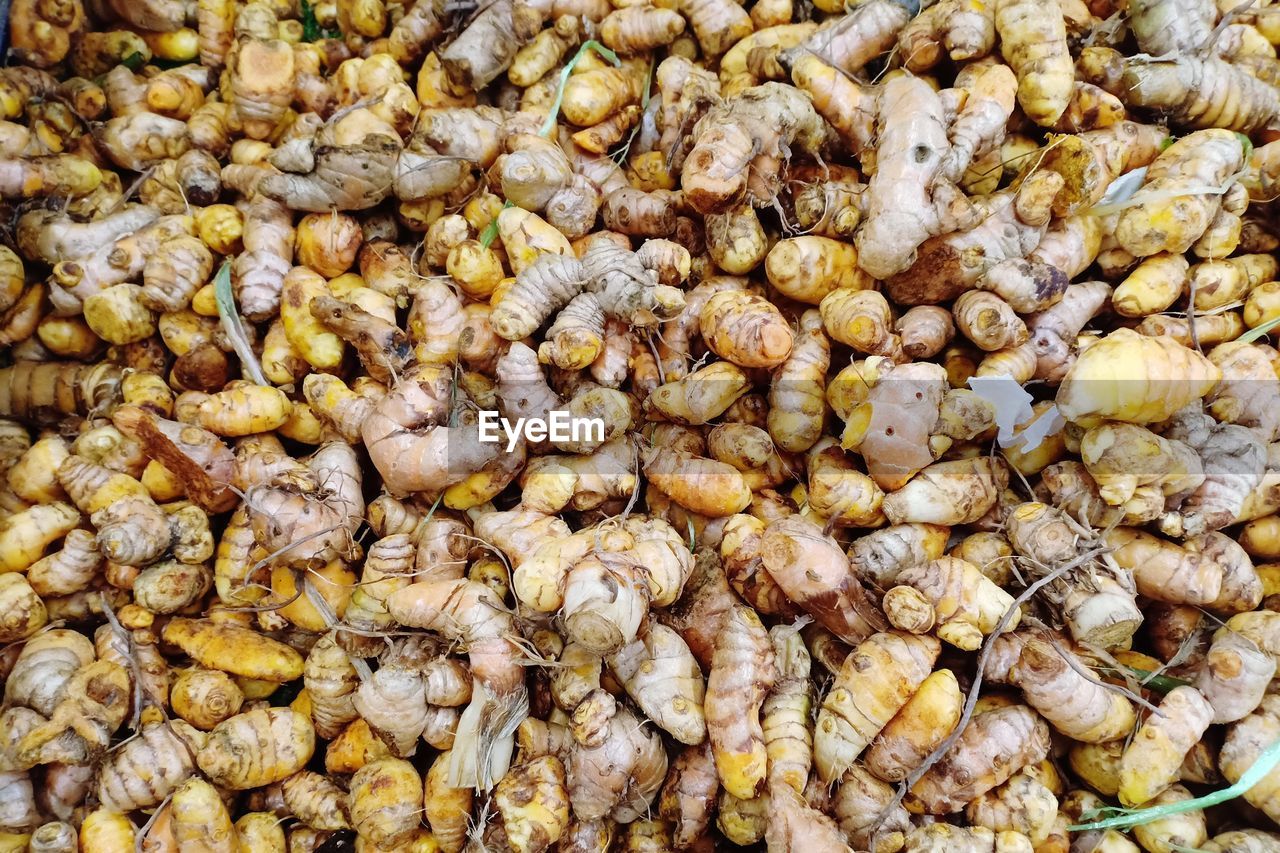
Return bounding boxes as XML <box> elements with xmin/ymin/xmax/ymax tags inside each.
<box><xmin>478</xmin><ymin>39</ymin><xmax>621</xmax><ymax>248</ymax></box>
<box><xmin>1237</xmin><ymin>313</ymin><xmax>1280</xmax><ymax>344</ymax></box>
<box><xmin>1068</xmin><ymin>738</ymin><xmax>1280</xmax><ymax>831</ymax></box>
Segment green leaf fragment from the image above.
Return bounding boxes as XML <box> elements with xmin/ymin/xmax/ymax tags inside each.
<box><xmin>1069</xmin><ymin>737</ymin><xmax>1280</xmax><ymax>831</ymax></box>
<box><xmin>214</xmin><ymin>258</ymin><xmax>270</xmax><ymax>387</ymax></box>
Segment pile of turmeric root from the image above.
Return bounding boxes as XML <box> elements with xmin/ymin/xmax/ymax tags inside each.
<box><xmin>12</xmin><ymin>0</ymin><xmax>1280</xmax><ymax>849</ymax></box>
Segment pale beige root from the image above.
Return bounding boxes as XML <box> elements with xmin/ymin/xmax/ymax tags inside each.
<box><xmin>168</xmin><ymin>667</ymin><xmax>243</xmax><ymax>732</ymax></box>
<box><xmin>841</xmin><ymin>361</ymin><xmax>947</xmax><ymax>490</ymax></box>
<box><xmin>907</xmin><ymin>704</ymin><xmax>1050</xmax><ymax>815</ymax></box>
<box><xmin>657</xmin><ymin>547</ymin><xmax>735</xmax><ymax>669</ymax></box>
<box><xmin>259</xmin><ymin>134</ymin><xmax>400</xmax><ymax>212</ymax></box>
<box><xmin>96</xmin><ymin>718</ymin><xmax>202</xmax><ymax>811</ymax></box>
<box><xmin>954</xmin><ymin>291</ymin><xmax>1028</xmax><ymax>352</ymax></box>
<box><xmin>1127</xmin><ymin>785</ymin><xmax>1207</xmax><ymax>853</ymax></box>
<box><xmin>607</xmin><ymin>624</ymin><xmax>705</xmax><ymax>745</ymax></box>
<box><xmin>408</xmin><ymin>278</ymin><xmax>466</xmax><ymax>369</ymax></box>
<box><xmin>805</xmin><ymin>436</ymin><xmax>883</xmax><ymax>522</ymax></box>
<box><xmin>1025</xmin><ymin>215</ymin><xmax>1105</xmax><ymax>285</ymax></box>
<box><xmin>439</xmin><ymin>0</ymin><xmax>544</xmax><ymax>90</ymax></box>
<box><xmin>1194</xmin><ymin>531</ymin><xmax>1263</xmax><ymax>614</ymax></box>
<box><xmin>848</xmin><ymin>523</ymin><xmax>950</xmax><ymax>587</ymax></box>
<box><xmin>831</xmin><ymin>764</ymin><xmax>911</xmax><ymax>852</ymax></box>
<box><xmin>302</xmin><ymin>633</ymin><xmax>359</xmax><ymax>740</ymax></box>
<box><xmin>673</xmin><ymin>0</ymin><xmax>752</xmax><ymax>58</ymax></box>
<box><xmin>864</xmin><ymin>668</ymin><xmax>963</xmax><ymax>784</ymax></box>
<box><xmin>50</xmin><ymin>213</ymin><xmax>191</xmax><ymax>312</ymax></box>
<box><xmin>1200</xmin><ymin>830</ymin><xmax>1280</xmax><ymax>853</ymax></box>
<box><xmin>90</xmin><ymin>497</ymin><xmax>170</xmax><ymax>567</ymax></box>
<box><xmin>1115</xmin><ymin>130</ymin><xmax>1247</xmax><ymax>257</ymax></box>
<box><xmin>197</xmin><ymin>701</ymin><xmax>314</xmax><ymax>788</ymax></box>
<box><xmin>386</xmin><ymin>578</ymin><xmax>523</xmax><ymax>698</ymax></box>
<box><xmin>883</xmin><ymin>585</ymin><xmax>938</xmax><ymax>635</ymax></box>
<box><xmin>89</xmin><ymin>112</ymin><xmax>190</xmax><ymax>172</ymax></box>
<box><xmin>13</xmin><ymin>204</ymin><xmax>152</xmax><ymax>268</ymax></box>
<box><xmin>884</xmin><ymin>177</ymin><xmax>1057</xmax><ymax>307</ymax></box>
<box><xmin>717</xmin><ymin>22</ymin><xmax>811</xmax><ymax>94</ymax></box>
<box><xmin>964</xmin><ymin>768</ymin><xmax>1059</xmax><ymax>846</ymax></box>
<box><xmin>1195</xmin><ymin>630</ymin><xmax>1275</xmax><ymax>724</ymax></box>
<box><xmin>538</xmin><ymin>292</ymin><xmax>605</xmax><ymax>371</ymax></box>
<box><xmin>1079</xmin><ymin>422</ymin><xmax>1204</xmax><ymax>508</ymax></box>
<box><xmin>246</xmin><ymin>441</ymin><xmax>363</xmax><ymax>567</ymax></box>
<box><xmin>1220</xmin><ymin>694</ymin><xmax>1280</xmax><ymax>824</ymax></box>
<box><xmin>1008</xmin><ymin>637</ymin><xmax>1136</xmax><ymax>742</ymax></box>
<box><xmin>1208</xmin><ymin>342</ymin><xmax>1280</xmax><ymax>444</ymax></box>
<box><xmin>1218</xmin><ymin>612</ymin><xmax>1280</xmax><ymax>673</ymax></box>
<box><xmin>815</xmin><ymin>631</ymin><xmax>940</xmax><ymax>783</ymax></box>
<box><xmin>994</xmin><ymin>0</ymin><xmax>1073</xmax><ymax>125</ymax></box>
<box><xmin>168</xmin><ymin>776</ymin><xmax>237</xmax><ymax>853</ymax></box>
<box><xmin>786</xmin><ymin>54</ymin><xmax>876</xmax><ymax>157</ymax></box>
<box><xmin>26</xmin><ymin>527</ymin><xmax>99</xmax><ymax>598</ymax></box>
<box><xmin>348</xmin><ymin>665</ymin><xmax>427</xmax><ymax>758</ymax></box>
<box><xmin>883</xmin><ymin>457</ymin><xmax>1008</xmax><ymax>525</ymax></box>
<box><xmin>895</xmin><ymin>0</ymin><xmax>949</xmax><ymax>70</ymax></box>
<box><xmin>760</xmin><ymin>515</ymin><xmax>888</xmax><ymax>646</ymax></box>
<box><xmin>12</xmin><ymin>657</ymin><xmax>129</xmax><ymax>766</ymax></box>
<box><xmin>896</xmin><ymin>306</ymin><xmax>955</xmax><ymax>360</ymax></box>
<box><xmin>768</xmin><ymin>309</ymin><xmax>830</xmax><ymax>454</ymax></box>
<box><xmin>699</xmin><ymin>289</ymin><xmax>794</xmax><ymax>368</ymax></box>
<box><xmin>897</xmin><ymin>557</ymin><xmax>1018</xmax><ymax>651</ymax></box>
<box><xmin>903</xmin><ymin>823</ymin><xmax>1034</xmax><ymax>851</ymax></box>
<box><xmin>1005</xmin><ymin>502</ymin><xmax>1142</xmax><ymax>648</ymax></box>
<box><xmin>567</xmin><ymin>704</ymin><xmax>666</xmax><ymax>821</ymax></box>
<box><xmin>765</xmin><ymin>784</ymin><xmax>856</xmax><ymax>853</ymax></box>
<box><xmin>680</xmin><ymin>83</ymin><xmax>827</xmax><ymax>215</ymax></box>
<box><xmin>277</xmin><ymin>772</ymin><xmax>349</xmax><ymax>836</ymax></box>
<box><xmin>856</xmin><ymin>75</ymin><xmax>976</xmax><ymax>279</ymax></box>
<box><xmin>1107</xmin><ymin>53</ymin><xmax>1280</xmax><ymax>132</ymax></box>
<box><xmin>361</xmin><ymin>366</ymin><xmax>498</xmax><ymax>495</ymax></box>
<box><xmin>301</xmin><ymin>375</ymin><xmax>375</xmax><ymax>445</ymax></box>
<box><xmin>1117</xmin><ymin>686</ymin><xmax>1214</xmax><ymax>808</ymax></box>
<box><xmin>784</xmin><ymin>0</ymin><xmax>911</xmax><ymax>73</ymax></box>
<box><xmin>310</xmin><ymin>296</ymin><xmax>411</xmax><ymax>383</ymax></box>
<box><xmin>767</xmin><ymin>236</ymin><xmax>871</xmax><ymax>307</ymax></box>
<box><xmin>940</xmin><ymin>63</ymin><xmax>1018</xmax><ymax>181</ymax></box>
<box><xmin>539</xmin><ymin>637</ymin><xmax>599</xmax><ymax>713</ymax></box>
<box><xmin>1129</xmin><ymin>0</ymin><xmax>1212</xmax><ymax>55</ymax></box>
<box><xmin>706</xmin><ymin>604</ymin><xmax>777</xmax><ymax>799</ymax></box>
<box><xmin>1022</xmin><ymin>280</ymin><xmax>1112</xmax><ymax>384</ymax></box>
<box><xmin>762</xmin><ymin>625</ymin><xmax>814</xmax><ymax>794</ymax></box>
<box><xmin>720</xmin><ymin>513</ymin><xmax>796</xmax><ymax>618</ymax></box>
<box><xmin>578</xmin><ymin>240</ymin><xmax>684</xmax><ymax>330</ymax></box>
<box><xmin>1158</xmin><ymin>407</ymin><xmax>1267</xmax><ymax>538</ymax></box>
<box><xmin>232</xmin><ymin>196</ymin><xmax>294</xmax><ymax>322</ymax></box>
<box><xmin>659</xmin><ymin>743</ymin><xmax>719</xmax><ymax>848</ymax></box>
<box><xmin>471</xmin><ymin>507</ymin><xmax>572</xmax><ymax>573</ymax></box>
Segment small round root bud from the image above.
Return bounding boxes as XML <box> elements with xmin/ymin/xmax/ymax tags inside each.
<box><xmin>883</xmin><ymin>585</ymin><xmax>936</xmax><ymax>634</ymax></box>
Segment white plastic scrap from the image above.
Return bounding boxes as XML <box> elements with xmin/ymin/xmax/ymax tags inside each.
<box><xmin>967</xmin><ymin>374</ymin><xmax>1064</xmax><ymax>452</ymax></box>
